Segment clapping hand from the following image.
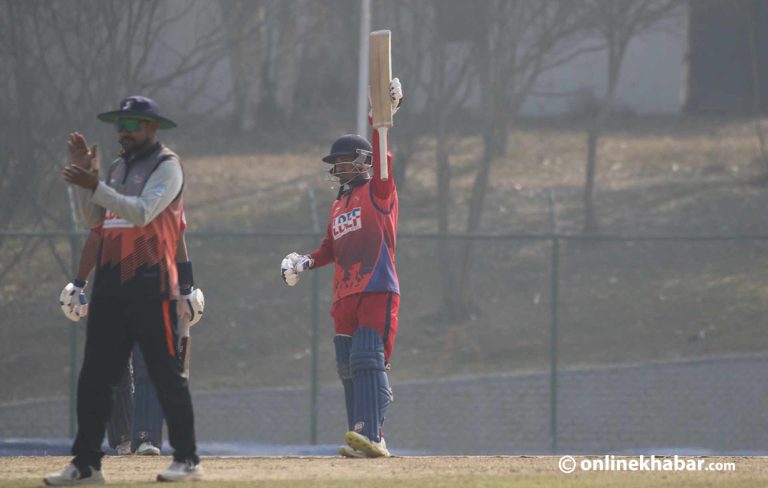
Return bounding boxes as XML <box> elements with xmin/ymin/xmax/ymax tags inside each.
<box><xmin>67</xmin><ymin>132</ymin><xmax>99</xmax><ymax>171</ymax></box>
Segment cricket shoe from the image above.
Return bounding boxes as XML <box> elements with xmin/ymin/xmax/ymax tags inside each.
<box><xmin>115</xmin><ymin>440</ymin><xmax>132</xmax><ymax>455</ymax></box>
<box><xmin>156</xmin><ymin>459</ymin><xmax>204</xmax><ymax>482</ymax></box>
<box><xmin>43</xmin><ymin>463</ymin><xmax>105</xmax><ymax>485</ymax></box>
<box><xmin>338</xmin><ymin>445</ymin><xmax>367</xmax><ymax>458</ymax></box>
<box><xmin>136</xmin><ymin>442</ymin><xmax>161</xmax><ymax>456</ymax></box>
<box><xmin>345</xmin><ymin>431</ymin><xmax>391</xmax><ymax>458</ymax></box>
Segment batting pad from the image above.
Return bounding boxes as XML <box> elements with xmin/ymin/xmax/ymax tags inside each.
<box><xmin>334</xmin><ymin>335</ymin><xmax>355</xmax><ymax>431</ymax></box>
<box><xmin>350</xmin><ymin>327</ymin><xmax>392</xmax><ymax>442</ymax></box>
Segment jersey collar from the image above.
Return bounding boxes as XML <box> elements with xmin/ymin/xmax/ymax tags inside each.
<box><xmin>336</xmin><ymin>175</ymin><xmax>369</xmax><ymax>200</ymax></box>
<box><xmin>121</xmin><ymin>141</ymin><xmax>162</xmax><ymax>163</ymax></box>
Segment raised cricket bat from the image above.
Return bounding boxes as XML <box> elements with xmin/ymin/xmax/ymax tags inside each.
<box><xmin>370</xmin><ymin>30</ymin><xmax>392</xmax><ymax>181</ymax></box>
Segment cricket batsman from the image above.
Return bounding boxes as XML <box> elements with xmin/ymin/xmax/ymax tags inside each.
<box><xmin>281</xmin><ymin>78</ymin><xmax>403</xmax><ymax>458</ymax></box>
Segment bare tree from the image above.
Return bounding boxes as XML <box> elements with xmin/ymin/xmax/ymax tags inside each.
<box><xmin>379</xmin><ymin>1</ymin><xmax>595</xmax><ymax>318</ymax></box>
<box><xmin>580</xmin><ymin>0</ymin><xmax>681</xmax><ymax>233</ymax></box>
<box><xmin>738</xmin><ymin>1</ymin><xmax>768</xmax><ymax>176</ymax></box>
<box><xmin>387</xmin><ymin>0</ymin><xmax>436</xmax><ymax>191</ymax></box>
<box><xmin>415</xmin><ymin>1</ymin><xmax>478</xmax><ymax>318</ymax></box>
<box><xmin>218</xmin><ymin>0</ymin><xmax>322</xmax><ymax>136</ymax></box>
<box><xmin>219</xmin><ymin>0</ymin><xmax>267</xmax><ymax>134</ymax></box>
<box><xmin>0</xmin><ymin>0</ymin><xmax>228</xmax><ymax>278</ymax></box>
<box><xmin>452</xmin><ymin>0</ymin><xmax>593</xmax><ymax>317</ymax></box>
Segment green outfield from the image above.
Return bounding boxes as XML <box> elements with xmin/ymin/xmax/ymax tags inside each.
<box><xmin>0</xmin><ymin>456</ymin><xmax>765</xmax><ymax>487</ymax></box>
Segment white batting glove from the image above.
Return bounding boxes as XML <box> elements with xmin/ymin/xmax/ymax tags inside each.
<box><xmin>59</xmin><ymin>282</ymin><xmax>88</xmax><ymax>322</ymax></box>
<box><xmin>281</xmin><ymin>252</ymin><xmax>313</xmax><ymax>286</ymax></box>
<box><xmin>367</xmin><ymin>77</ymin><xmax>404</xmax><ymax>118</ymax></box>
<box><xmin>178</xmin><ymin>287</ymin><xmax>205</xmax><ymax>326</ymax></box>
<box><xmin>390</xmin><ymin>77</ymin><xmax>403</xmax><ymax>115</ymax></box>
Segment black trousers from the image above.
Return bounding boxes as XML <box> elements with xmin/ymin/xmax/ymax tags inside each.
<box><xmin>71</xmin><ymin>296</ymin><xmax>198</xmax><ymax>468</ymax></box>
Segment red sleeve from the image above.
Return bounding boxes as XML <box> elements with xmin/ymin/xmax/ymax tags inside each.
<box><xmin>308</xmin><ymin>223</ymin><xmax>334</xmax><ymax>268</ymax></box>
<box><xmin>371</xmin><ymin>121</ymin><xmax>395</xmax><ymax>201</ymax></box>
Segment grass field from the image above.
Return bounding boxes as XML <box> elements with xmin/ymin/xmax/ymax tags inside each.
<box><xmin>1</xmin><ymin>456</ymin><xmax>766</xmax><ymax>487</ymax></box>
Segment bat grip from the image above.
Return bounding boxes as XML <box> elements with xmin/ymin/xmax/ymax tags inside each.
<box><xmin>377</xmin><ymin>127</ymin><xmax>389</xmax><ymax>181</ymax></box>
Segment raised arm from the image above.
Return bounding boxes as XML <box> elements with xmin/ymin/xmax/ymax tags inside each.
<box><xmin>370</xmin><ymin>127</ymin><xmax>394</xmax><ymax>200</ymax></box>
<box><xmin>66</xmin><ymin>132</ymin><xmax>105</xmax><ymax>229</ymax></box>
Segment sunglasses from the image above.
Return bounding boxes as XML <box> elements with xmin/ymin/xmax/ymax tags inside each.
<box><xmin>115</xmin><ymin>119</ymin><xmax>143</xmax><ymax>133</ymax></box>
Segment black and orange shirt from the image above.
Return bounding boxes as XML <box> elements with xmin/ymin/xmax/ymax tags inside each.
<box><xmin>75</xmin><ymin>142</ymin><xmax>184</xmax><ymax>300</ymax></box>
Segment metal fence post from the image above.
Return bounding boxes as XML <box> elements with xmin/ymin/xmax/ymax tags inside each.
<box><xmin>547</xmin><ymin>191</ymin><xmax>560</xmax><ymax>454</ymax></box>
<box><xmin>66</xmin><ymin>186</ymin><xmax>81</xmax><ymax>438</ymax></box>
<box><xmin>549</xmin><ymin>236</ymin><xmax>560</xmax><ymax>454</ymax></box>
<box><xmin>68</xmin><ymin>232</ymin><xmax>80</xmax><ymax>438</ymax></box>
<box><xmin>308</xmin><ymin>188</ymin><xmax>321</xmax><ymax>445</ymax></box>
<box><xmin>310</xmin><ymin>268</ymin><xmax>320</xmax><ymax>444</ymax></box>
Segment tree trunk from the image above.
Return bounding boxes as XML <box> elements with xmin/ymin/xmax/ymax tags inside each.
<box><xmin>583</xmin><ymin>126</ymin><xmax>599</xmax><ymax>234</ymax></box>
<box><xmin>430</xmin><ymin>24</ymin><xmax>466</xmax><ymax>319</ymax></box>
<box><xmin>455</xmin><ymin>28</ymin><xmax>496</xmax><ymax>308</ymax></box>
<box><xmin>583</xmin><ymin>37</ymin><xmax>627</xmax><ymax>234</ymax></box>
<box><xmin>220</xmin><ymin>0</ymin><xmax>264</xmax><ymax>134</ymax></box>
<box><xmin>455</xmin><ymin>130</ymin><xmax>495</xmax><ymax>307</ymax></box>
<box><xmin>436</xmin><ymin>127</ymin><xmax>462</xmax><ymax>317</ymax></box>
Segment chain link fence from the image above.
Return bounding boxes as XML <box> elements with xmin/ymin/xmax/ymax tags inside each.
<box><xmin>2</xmin><ymin>231</ymin><xmax>768</xmax><ymax>454</ymax></box>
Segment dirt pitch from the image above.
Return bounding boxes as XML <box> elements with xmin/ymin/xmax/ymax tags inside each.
<box><xmin>1</xmin><ymin>456</ymin><xmax>767</xmax><ymax>487</ymax></box>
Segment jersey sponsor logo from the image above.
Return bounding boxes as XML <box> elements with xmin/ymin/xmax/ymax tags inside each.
<box><xmin>103</xmin><ymin>209</ymin><xmax>134</xmax><ymax>229</ymax></box>
<box><xmin>332</xmin><ymin>207</ymin><xmax>362</xmax><ymax>240</ymax></box>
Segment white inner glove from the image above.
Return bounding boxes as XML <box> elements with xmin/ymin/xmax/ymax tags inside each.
<box><xmin>179</xmin><ymin>287</ymin><xmax>205</xmax><ymax>326</ymax></box>
<box><xmin>390</xmin><ymin>77</ymin><xmax>403</xmax><ymax>115</ymax></box>
<box><xmin>59</xmin><ymin>282</ymin><xmax>88</xmax><ymax>322</ymax></box>
<box><xmin>281</xmin><ymin>252</ymin><xmax>313</xmax><ymax>286</ymax></box>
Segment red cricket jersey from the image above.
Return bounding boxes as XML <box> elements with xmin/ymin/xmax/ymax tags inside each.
<box><xmin>309</xmin><ymin>128</ymin><xmax>399</xmax><ymax>303</ymax></box>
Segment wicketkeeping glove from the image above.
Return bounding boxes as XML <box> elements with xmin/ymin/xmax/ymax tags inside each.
<box><xmin>179</xmin><ymin>287</ymin><xmax>205</xmax><ymax>326</ymax></box>
<box><xmin>281</xmin><ymin>252</ymin><xmax>313</xmax><ymax>286</ymax></box>
<box><xmin>59</xmin><ymin>281</ymin><xmax>88</xmax><ymax>322</ymax></box>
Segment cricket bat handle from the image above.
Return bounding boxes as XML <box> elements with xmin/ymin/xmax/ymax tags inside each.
<box><xmin>377</xmin><ymin>126</ymin><xmax>389</xmax><ymax>181</ymax></box>
<box><xmin>179</xmin><ymin>335</ymin><xmax>191</xmax><ymax>379</ymax></box>
<box><xmin>178</xmin><ymin>318</ymin><xmax>191</xmax><ymax>379</ymax></box>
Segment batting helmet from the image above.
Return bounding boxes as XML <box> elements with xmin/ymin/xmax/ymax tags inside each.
<box><xmin>322</xmin><ymin>134</ymin><xmax>372</xmax><ymax>164</ymax></box>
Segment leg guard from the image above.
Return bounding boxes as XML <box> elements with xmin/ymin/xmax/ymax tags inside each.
<box><xmin>131</xmin><ymin>344</ymin><xmax>164</xmax><ymax>451</ymax></box>
<box><xmin>334</xmin><ymin>335</ymin><xmax>354</xmax><ymax>431</ymax></box>
<box><xmin>350</xmin><ymin>327</ymin><xmax>393</xmax><ymax>442</ymax></box>
<box><xmin>106</xmin><ymin>362</ymin><xmax>134</xmax><ymax>449</ymax></box>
